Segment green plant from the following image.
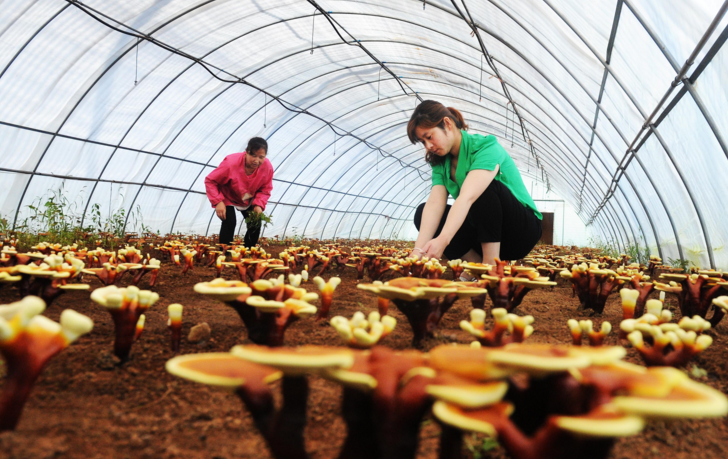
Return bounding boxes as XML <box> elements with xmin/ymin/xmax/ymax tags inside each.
<box><xmin>245</xmin><ymin>211</ymin><xmax>273</xmax><ymax>232</ymax></box>
<box><xmin>465</xmin><ymin>433</ymin><xmax>499</xmax><ymax>459</ymax></box>
<box><xmin>667</xmin><ymin>257</ymin><xmax>694</xmax><ymax>271</ymax></box>
<box><xmin>11</xmin><ymin>184</ymin><xmax>151</xmax><ymax>251</ymax></box>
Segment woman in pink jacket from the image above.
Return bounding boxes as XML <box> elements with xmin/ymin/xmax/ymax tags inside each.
<box><xmin>205</xmin><ymin>137</ymin><xmax>274</xmax><ymax>247</ymax></box>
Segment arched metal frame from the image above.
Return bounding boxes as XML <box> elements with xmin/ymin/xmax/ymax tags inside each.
<box><xmin>0</xmin><ymin>0</ymin><xmax>724</xmax><ymax>263</ymax></box>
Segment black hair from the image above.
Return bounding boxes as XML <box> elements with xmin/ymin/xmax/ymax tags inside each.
<box><xmin>246</xmin><ymin>137</ymin><xmax>268</xmax><ymax>154</ymax></box>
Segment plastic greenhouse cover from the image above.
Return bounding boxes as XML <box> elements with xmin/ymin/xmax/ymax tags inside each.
<box><xmin>0</xmin><ymin>0</ymin><xmax>726</xmax><ymax>268</ymax></box>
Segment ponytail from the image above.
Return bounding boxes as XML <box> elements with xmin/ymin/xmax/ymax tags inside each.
<box><xmin>407</xmin><ymin>100</ymin><xmax>468</xmax><ymax>165</ymax></box>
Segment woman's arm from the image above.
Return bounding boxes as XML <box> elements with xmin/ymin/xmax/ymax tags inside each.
<box><xmin>422</xmin><ymin>166</ymin><xmax>499</xmax><ymax>259</ymax></box>
<box><xmin>205</xmin><ymin>159</ymin><xmax>232</xmax><ymax>220</ymax></box>
<box><xmin>412</xmin><ymin>185</ymin><xmax>448</xmax><ymax>256</ymax></box>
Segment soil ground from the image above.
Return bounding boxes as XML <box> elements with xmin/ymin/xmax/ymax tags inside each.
<box><xmin>1</xmin><ymin>246</ymin><xmax>727</xmax><ymax>459</ymax></box>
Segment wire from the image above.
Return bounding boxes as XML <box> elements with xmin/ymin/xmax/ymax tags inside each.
<box><xmin>64</xmin><ymin>0</ymin><xmax>429</xmax><ymax>181</ymax></box>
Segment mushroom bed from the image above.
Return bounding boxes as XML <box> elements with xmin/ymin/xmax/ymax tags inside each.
<box><xmin>0</xmin><ymin>247</ymin><xmax>727</xmax><ymax>459</ymax></box>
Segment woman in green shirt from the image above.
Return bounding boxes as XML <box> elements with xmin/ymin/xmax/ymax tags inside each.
<box><xmin>407</xmin><ymin>100</ymin><xmax>542</xmax><ymax>266</ymax></box>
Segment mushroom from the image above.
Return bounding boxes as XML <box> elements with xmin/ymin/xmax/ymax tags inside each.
<box><xmin>448</xmin><ymin>259</ymin><xmax>465</xmax><ymax>281</ymax></box>
<box><xmin>478</xmin><ymin>259</ymin><xmax>556</xmax><ymax>313</ymax></box>
<box><xmin>90</xmin><ymin>285</ymin><xmax>159</xmax><ymax>363</ymax></box>
<box><xmin>330</xmin><ymin>311</ymin><xmax>397</xmax><ymax>348</ymax></box>
<box><xmin>131</xmin><ymin>258</ymin><xmax>161</xmax><ymax>287</ymax></box>
<box><xmin>180</xmin><ymin>249</ymin><xmax>197</xmax><ymax>275</ymax></box>
<box><xmin>16</xmin><ymin>255</ymin><xmax>89</xmax><ymax>306</ymax></box>
<box><xmin>165</xmin><ymin>353</ymin><xmax>286</xmax><ymax>456</ymax></box>
<box><xmin>628</xmin><ymin>327</ymin><xmax>712</xmax><ymax>367</ymax></box>
<box><xmin>194</xmin><ymin>278</ymin><xmax>318</xmax><ymax>346</ymax></box>
<box><xmin>0</xmin><ymin>296</ymin><xmax>93</xmax><ymax>431</ymax></box>
<box><xmin>561</xmin><ymin>263</ymin><xmax>621</xmax><ymax>313</ymax></box>
<box><xmin>656</xmin><ymin>274</ymin><xmax>727</xmax><ymax>326</ymax></box>
<box><xmin>567</xmin><ymin>319</ymin><xmax>611</xmax><ymax>346</ymax></box>
<box><xmin>313</xmin><ymin>276</ymin><xmax>341</xmax><ymax>321</ymax></box>
<box><xmin>232</xmin><ymin>345</ymin><xmax>355</xmax><ymax>459</ymax></box>
<box><xmin>461</xmin><ymin>308</ymin><xmax>534</xmax><ymax>347</ymax></box>
<box><xmin>167</xmin><ymin>303</ymin><xmax>183</xmax><ymax>353</ymax></box>
<box><xmin>358</xmin><ymin>277</ymin><xmax>486</xmax><ymax>347</ymax></box>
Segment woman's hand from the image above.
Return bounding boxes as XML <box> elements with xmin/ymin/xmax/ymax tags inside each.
<box><xmin>253</xmin><ymin>205</ymin><xmax>263</xmax><ymax>214</ymax></box>
<box><xmin>215</xmin><ymin>202</ymin><xmax>227</xmax><ymax>220</ymax></box>
<box><xmin>422</xmin><ymin>236</ymin><xmax>449</xmax><ymax>259</ymax></box>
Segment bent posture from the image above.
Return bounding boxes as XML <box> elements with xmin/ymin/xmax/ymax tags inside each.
<box><xmin>205</xmin><ymin>137</ymin><xmax>273</xmax><ymax>247</ymax></box>
<box><xmin>408</xmin><ymin>100</ymin><xmax>542</xmax><ymax>266</ymax></box>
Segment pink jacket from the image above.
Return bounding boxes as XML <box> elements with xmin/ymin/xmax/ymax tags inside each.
<box><xmin>204</xmin><ymin>152</ymin><xmax>274</xmax><ymax>211</ymax></box>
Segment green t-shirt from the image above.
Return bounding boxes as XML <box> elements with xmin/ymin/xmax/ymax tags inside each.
<box><xmin>431</xmin><ymin>130</ymin><xmax>543</xmax><ymax>220</ymax></box>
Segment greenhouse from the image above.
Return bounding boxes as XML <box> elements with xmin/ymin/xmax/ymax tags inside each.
<box><xmin>1</xmin><ymin>1</ymin><xmax>727</xmax><ymax>458</ymax></box>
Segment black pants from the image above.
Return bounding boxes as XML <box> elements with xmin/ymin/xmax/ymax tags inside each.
<box><xmin>414</xmin><ymin>180</ymin><xmax>542</xmax><ymax>261</ymax></box>
<box><xmin>219</xmin><ymin>206</ymin><xmax>261</xmax><ymax>247</ymax></box>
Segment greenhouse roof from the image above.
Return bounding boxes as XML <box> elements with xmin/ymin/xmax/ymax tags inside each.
<box><xmin>0</xmin><ymin>0</ymin><xmax>727</xmax><ymax>267</ymax></box>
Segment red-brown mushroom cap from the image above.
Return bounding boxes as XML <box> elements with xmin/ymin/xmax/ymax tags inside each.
<box><xmin>165</xmin><ymin>353</ymin><xmax>282</xmax><ymax>388</ymax></box>
<box><xmin>429</xmin><ymin>344</ymin><xmax>514</xmax><ymax>381</ymax></box>
<box><xmin>231</xmin><ymin>345</ymin><xmax>354</xmax><ymax>376</ymax></box>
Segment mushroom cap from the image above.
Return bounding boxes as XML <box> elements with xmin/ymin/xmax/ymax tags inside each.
<box><xmin>359</xmin><ymin>277</ymin><xmax>486</xmax><ymax>301</ymax></box>
<box><xmin>0</xmin><ymin>272</ymin><xmax>21</xmax><ymax>283</ymax></box>
<box><xmin>553</xmin><ymin>407</ymin><xmax>645</xmax><ymax>438</ymax></box>
<box><xmin>486</xmin><ymin>343</ymin><xmax>598</xmax><ymax>374</ymax></box>
<box><xmin>611</xmin><ymin>367</ymin><xmax>728</xmax><ymax>418</ymax></box>
<box><xmin>460</xmin><ymin>262</ymin><xmax>493</xmax><ymax>274</ymax></box>
<box><xmin>165</xmin><ymin>353</ymin><xmax>281</xmax><ymax>388</ymax></box>
<box><xmin>231</xmin><ymin>345</ymin><xmax>354</xmax><ymax>376</ymax></box>
<box><xmin>567</xmin><ymin>345</ymin><xmax>626</xmax><ymax>365</ymax></box>
<box><xmin>59</xmin><ymin>284</ymin><xmax>90</xmax><ymax>291</ymax></box>
<box><xmin>322</xmin><ymin>350</ymin><xmax>378</xmax><ymax>391</ymax></box>
<box><xmin>194</xmin><ymin>278</ymin><xmax>252</xmax><ymax>302</ymax></box>
<box><xmin>432</xmin><ymin>400</ymin><xmax>512</xmax><ymax>437</ymax></box>
<box><xmin>117</xmin><ymin>263</ymin><xmax>143</xmax><ymax>270</ymax></box>
<box><xmin>17</xmin><ymin>264</ymin><xmax>68</xmax><ymax>278</ymax></box>
<box><xmin>429</xmin><ymin>345</ymin><xmax>514</xmax><ymax>381</ymax></box>
<box><xmin>426</xmin><ymin>380</ymin><xmax>508</xmax><ymax>409</ymax></box>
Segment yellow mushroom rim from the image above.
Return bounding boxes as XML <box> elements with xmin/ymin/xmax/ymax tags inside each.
<box><xmin>611</xmin><ymin>370</ymin><xmax>728</xmax><ymax>419</ymax></box>
<box><xmin>461</xmin><ymin>262</ymin><xmax>493</xmax><ymax>274</ymax></box>
<box><xmin>0</xmin><ymin>272</ymin><xmax>21</xmax><ymax>283</ymax></box>
<box><xmin>552</xmin><ymin>408</ymin><xmax>646</xmax><ymax>438</ymax></box>
<box><xmin>566</xmin><ymin>346</ymin><xmax>627</xmax><ymax>366</ymax></box>
<box><xmin>231</xmin><ymin>345</ymin><xmax>355</xmax><ymax>376</ymax></box>
<box><xmin>428</xmin><ymin>345</ymin><xmax>515</xmax><ymax>381</ymax></box>
<box><xmin>426</xmin><ymin>381</ymin><xmax>509</xmax><ymax>409</ymax></box>
<box><xmin>432</xmin><ymin>401</ymin><xmax>510</xmax><ymax>437</ymax></box>
<box><xmin>17</xmin><ymin>265</ymin><xmax>69</xmax><ymax>278</ymax></box>
<box><xmin>486</xmin><ymin>344</ymin><xmax>611</xmax><ymax>373</ymax></box>
<box><xmin>165</xmin><ymin>353</ymin><xmax>282</xmax><ymax>388</ymax></box>
<box><xmin>357</xmin><ymin>278</ymin><xmax>486</xmax><ymax>301</ymax></box>
<box><xmin>572</xmin><ymin>361</ymin><xmax>690</xmax><ymax>399</ymax></box>
<box><xmin>193</xmin><ymin>278</ymin><xmax>252</xmax><ymax>302</ymax></box>
<box><xmin>59</xmin><ymin>284</ymin><xmax>90</xmax><ymax>290</ymax></box>
<box><xmin>714</xmin><ymin>296</ymin><xmax>728</xmax><ymax>312</ymax></box>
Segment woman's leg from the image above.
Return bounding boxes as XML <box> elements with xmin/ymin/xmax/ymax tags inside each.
<box><xmin>242</xmin><ymin>208</ymin><xmax>262</xmax><ymax>248</ymax></box>
<box><xmin>468</xmin><ymin>181</ymin><xmax>542</xmax><ymax>262</ymax></box>
<box><xmin>219</xmin><ymin>206</ymin><xmax>237</xmax><ymax>245</ymax></box>
<box><xmin>414</xmin><ymin>203</ymin><xmax>480</xmax><ymax>260</ymax></box>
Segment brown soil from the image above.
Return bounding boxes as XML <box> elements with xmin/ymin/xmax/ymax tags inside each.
<box><xmin>1</xmin><ymin>249</ymin><xmax>727</xmax><ymax>459</ymax></box>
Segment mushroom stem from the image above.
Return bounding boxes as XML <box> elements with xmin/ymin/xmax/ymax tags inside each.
<box><xmin>394</xmin><ymin>295</ymin><xmax>457</xmax><ymax>347</ymax></box>
<box><xmin>377</xmin><ymin>297</ymin><xmax>390</xmax><ymax>316</ymax></box>
<box><xmin>338</xmin><ymin>388</ymin><xmax>380</xmax><ymax>459</ymax></box>
<box><xmin>0</xmin><ymin>300</ymin><xmax>93</xmax><ymax>431</ymax></box>
<box><xmin>275</xmin><ymin>375</ymin><xmax>310</xmax><ymax>459</ymax></box>
<box><xmin>0</xmin><ymin>364</ymin><xmax>38</xmax><ymax>431</ymax></box>
<box><xmin>437</xmin><ymin>425</ymin><xmax>464</xmax><ymax>459</ymax></box>
<box><xmin>168</xmin><ymin>304</ymin><xmax>183</xmax><ymax>353</ymax></box>
<box><xmin>237</xmin><ymin>376</ymin><xmax>310</xmax><ymax>459</ymax></box>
